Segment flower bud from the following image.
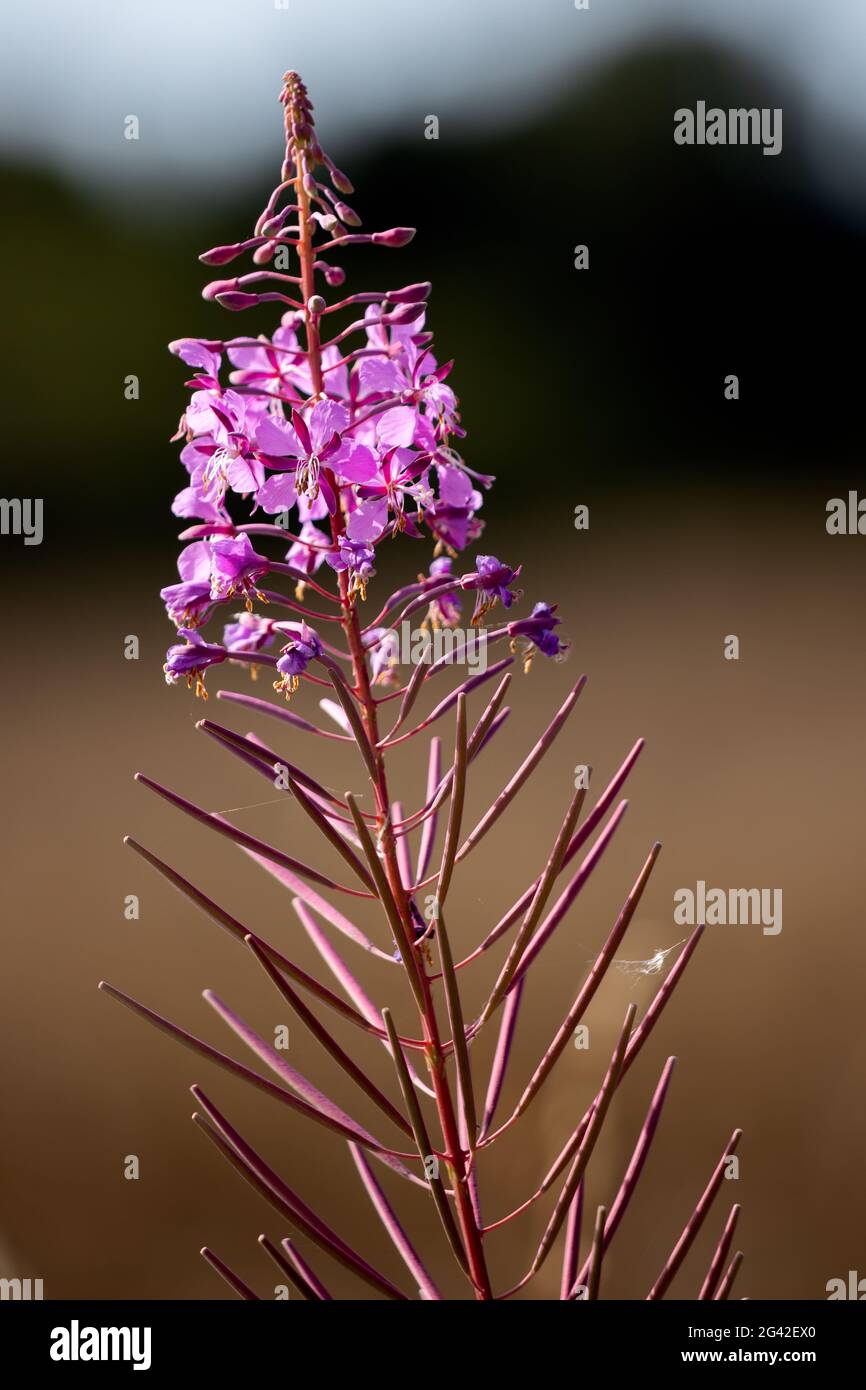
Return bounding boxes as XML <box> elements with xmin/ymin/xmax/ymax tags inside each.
<box><xmin>169</xmin><ymin>337</ymin><xmax>222</xmax><ymax>357</ymax></box>
<box><xmin>202</xmin><ymin>278</ymin><xmax>238</xmax><ymax>302</ymax></box>
<box><xmin>372</xmin><ymin>227</ymin><xmax>416</xmax><ymax>248</ymax></box>
<box><xmin>253</xmin><ymin>243</ymin><xmax>276</xmax><ymax>265</ymax></box>
<box><xmin>318</xmin><ymin>263</ymin><xmax>346</xmax><ymax>287</ymax></box>
<box><xmin>327</xmin><ymin>162</ymin><xmax>354</xmax><ymax>195</ymax></box>
<box><xmin>387</xmin><ymin>301</ymin><xmax>427</xmax><ymax>325</ymax></box>
<box><xmin>307</xmin><ymin>295</ymin><xmax>327</xmax><ymax>315</ymax></box>
<box><xmin>215</xmin><ymin>291</ymin><xmax>261</xmax><ymax>311</ymax></box>
<box><xmin>199</xmin><ymin>243</ymin><xmax>243</xmax><ymax>266</ymax></box>
<box><xmin>387</xmin><ymin>281</ymin><xmax>431</xmax><ymax>304</ymax></box>
<box><xmin>261</xmin><ymin>210</ymin><xmax>291</xmax><ymax>236</ymax></box>
<box><xmin>334</xmin><ymin>201</ymin><xmax>362</xmax><ymax>227</ymax></box>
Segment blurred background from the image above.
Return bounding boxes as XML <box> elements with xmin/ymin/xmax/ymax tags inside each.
<box><xmin>1</xmin><ymin>0</ymin><xmax>864</xmax><ymax>1300</ymax></box>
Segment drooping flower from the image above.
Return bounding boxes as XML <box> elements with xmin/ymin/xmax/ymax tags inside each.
<box><xmin>163</xmin><ymin>628</ymin><xmax>227</xmax><ymax>699</ymax></box>
<box><xmin>175</xmin><ymin>534</ymin><xmax>270</xmax><ymax>611</ymax></box>
<box><xmin>272</xmin><ymin>620</ymin><xmax>322</xmax><ymax>698</ymax></box>
<box><xmin>160</xmin><ymin>577</ymin><xmax>213</xmax><ymax>630</ymax></box>
<box><xmin>463</xmin><ymin>554</ymin><xmax>523</xmax><ymax>625</ymax></box>
<box><xmin>325</xmin><ymin>536</ymin><xmax>376</xmax><ymax>600</ymax></box>
<box><xmin>508</xmin><ymin>601</ymin><xmax>570</xmax><ymax>672</ymax></box>
<box><xmin>425</xmin><ymin>461</ymin><xmax>485</xmax><ymax>553</ymax></box>
<box><xmin>222</xmin><ymin>611</ymin><xmax>276</xmax><ymax>655</ymax></box>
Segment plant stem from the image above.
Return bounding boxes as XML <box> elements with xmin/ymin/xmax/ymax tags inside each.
<box><xmin>291</xmin><ymin>134</ymin><xmax>492</xmax><ymax>1299</ymax></box>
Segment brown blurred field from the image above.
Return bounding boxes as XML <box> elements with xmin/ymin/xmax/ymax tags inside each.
<box><xmin>1</xmin><ymin>490</ymin><xmax>864</xmax><ymax>1300</ymax></box>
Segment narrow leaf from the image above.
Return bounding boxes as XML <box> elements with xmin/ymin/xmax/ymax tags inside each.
<box><xmin>281</xmin><ymin>1238</ymin><xmax>334</xmax><ymax>1301</ymax></box>
<box><xmin>244</xmin><ymin>933</ymin><xmax>412</xmax><ymax>1137</ymax></box>
<box><xmin>714</xmin><ymin>1251</ymin><xmax>744</xmax><ymax>1301</ymax></box>
<box><xmin>699</xmin><ymin>1204</ymin><xmax>741</xmax><ymax>1301</ymax></box>
<box><xmin>349</xmin><ymin>1143</ymin><xmax>443</xmax><ymax>1301</ymax></box>
<box><xmin>646</xmin><ymin>1128</ymin><xmax>743</xmax><ymax>1300</ymax></box>
<box><xmin>586</xmin><ymin>1206</ymin><xmax>607</xmax><ymax>1301</ymax></box>
<box><xmin>454</xmin><ymin>675</ymin><xmax>587</xmax><ymax>864</ymax></box>
<box><xmin>436</xmin><ymin>906</ymin><xmax>476</xmax><ymax>1148</ymax></box>
<box><xmin>257</xmin><ymin>1233</ymin><xmax>320</xmax><ymax>1300</ymax></box>
<box><xmin>192</xmin><ymin>1090</ymin><xmax>407</xmax><ymax>1300</ymax></box>
<box><xmin>436</xmin><ymin>693</ymin><xmax>466</xmax><ymax>908</ymax></box>
<box><xmin>202</xmin><ymin>988</ymin><xmax>417</xmax><ymax>1180</ymax></box>
<box><xmin>200</xmin><ymin>1246</ymin><xmax>259</xmax><ymax>1300</ymax></box>
<box><xmin>134</xmin><ymin>772</ymin><xmax>369</xmax><ymax>898</ymax></box>
<box><xmin>124</xmin><ymin>836</ymin><xmax>385</xmax><ymax>1026</ymax></box>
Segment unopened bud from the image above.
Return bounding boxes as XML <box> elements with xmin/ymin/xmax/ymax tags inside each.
<box><xmin>215</xmin><ymin>291</ymin><xmax>260</xmax><ymax>311</ymax></box>
<box><xmin>372</xmin><ymin>227</ymin><xmax>416</xmax><ymax>248</ymax></box>
<box><xmin>334</xmin><ymin>201</ymin><xmax>361</xmax><ymax>228</ymax></box>
<box><xmin>327</xmin><ymin>164</ymin><xmax>354</xmax><ymax>195</ymax></box>
<box><xmin>169</xmin><ymin>337</ymin><xmax>222</xmax><ymax>357</ymax></box>
<box><xmin>202</xmin><ymin>278</ymin><xmax>239</xmax><ymax>301</ymax></box>
<box><xmin>253</xmin><ymin>244</ymin><xmax>276</xmax><ymax>265</ymax></box>
<box><xmin>319</xmin><ymin>264</ymin><xmax>346</xmax><ymax>287</ymax></box>
<box><xmin>387</xmin><ymin>281</ymin><xmax>431</xmax><ymax>304</ymax></box>
<box><xmin>307</xmin><ymin>295</ymin><xmax>327</xmax><ymax>315</ymax></box>
<box><xmin>199</xmin><ymin>243</ymin><xmax>243</xmax><ymax>267</ymax></box>
<box><xmin>387</xmin><ymin>301</ymin><xmax>426</xmax><ymax>325</ymax></box>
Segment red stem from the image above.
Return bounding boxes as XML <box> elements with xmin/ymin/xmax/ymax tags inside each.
<box><xmin>291</xmin><ymin>129</ymin><xmax>492</xmax><ymax>1299</ymax></box>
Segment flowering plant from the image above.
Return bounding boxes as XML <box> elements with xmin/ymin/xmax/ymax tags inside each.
<box><xmin>102</xmin><ymin>73</ymin><xmax>743</xmax><ymax>1301</ymax></box>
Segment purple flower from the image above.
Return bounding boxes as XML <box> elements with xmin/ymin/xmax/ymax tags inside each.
<box><xmin>425</xmin><ymin>462</ymin><xmax>484</xmax><ymax>553</ymax></box>
<box><xmin>160</xmin><ymin>579</ymin><xmax>212</xmax><ymax>629</ymax></box>
<box><xmin>350</xmin><ymin>445</ymin><xmax>431</xmax><ymax>537</ymax></box>
<box><xmin>463</xmin><ymin>554</ymin><xmax>523</xmax><ymax>624</ymax></box>
<box><xmin>508</xmin><ymin>602</ymin><xmax>570</xmax><ymax>672</ymax></box>
<box><xmin>230</xmin><ymin>313</ymin><xmax>349</xmax><ymax>401</ymax></box>
<box><xmin>163</xmin><ymin>628</ymin><xmax>226</xmax><ymax>699</ymax></box>
<box><xmin>255</xmin><ymin>400</ymin><xmax>348</xmax><ymax>508</ymax></box>
<box><xmin>177</xmin><ymin>534</ymin><xmax>270</xmax><ymax>609</ymax></box>
<box><xmin>425</xmin><ymin>555</ymin><xmax>461</xmax><ymax>627</ymax></box>
<box><xmin>227</xmin><ymin>319</ymin><xmax>307</xmax><ymax>398</ymax></box>
<box><xmin>222</xmin><ymin>612</ymin><xmax>276</xmax><ymax>655</ymax></box>
<box><xmin>182</xmin><ymin>389</ymin><xmax>265</xmax><ymax>503</ymax></box>
<box><xmin>272</xmin><ymin>621</ymin><xmax>322</xmax><ymax>698</ymax></box>
<box><xmin>325</xmin><ymin>536</ymin><xmax>376</xmax><ymax>600</ymax></box>
<box><xmin>169</xmin><ymin>337</ymin><xmax>223</xmax><ymax>390</ymax></box>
